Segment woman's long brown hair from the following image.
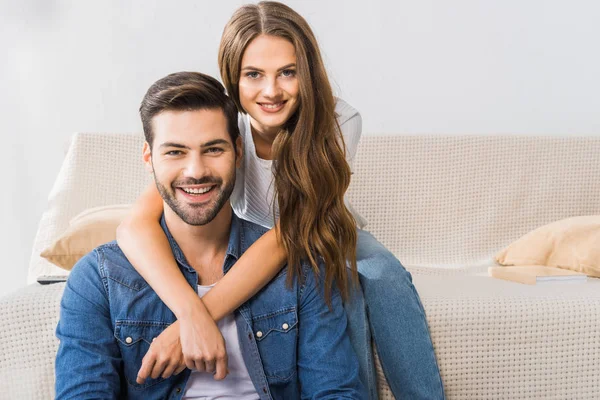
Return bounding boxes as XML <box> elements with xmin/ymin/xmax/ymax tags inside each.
<box><xmin>218</xmin><ymin>1</ymin><xmax>358</xmax><ymax>302</ymax></box>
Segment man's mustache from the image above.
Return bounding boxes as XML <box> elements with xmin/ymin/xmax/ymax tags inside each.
<box><xmin>173</xmin><ymin>177</ymin><xmax>222</xmax><ymax>186</ymax></box>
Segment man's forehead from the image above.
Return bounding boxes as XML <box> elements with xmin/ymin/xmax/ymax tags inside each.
<box><xmin>152</xmin><ymin>108</ymin><xmax>231</xmax><ymax>147</ymax></box>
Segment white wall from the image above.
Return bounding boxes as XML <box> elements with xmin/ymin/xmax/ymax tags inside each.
<box><xmin>1</xmin><ymin>0</ymin><xmax>599</xmax><ymax>297</ymax></box>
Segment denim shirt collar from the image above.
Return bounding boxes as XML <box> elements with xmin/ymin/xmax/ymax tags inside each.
<box><xmin>159</xmin><ymin>209</ymin><xmax>243</xmax><ymax>275</ymax></box>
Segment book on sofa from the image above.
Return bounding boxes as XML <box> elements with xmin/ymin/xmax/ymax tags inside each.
<box><xmin>488</xmin><ymin>266</ymin><xmax>587</xmax><ymax>285</ymax></box>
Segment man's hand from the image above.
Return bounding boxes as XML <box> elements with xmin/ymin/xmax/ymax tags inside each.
<box><xmin>179</xmin><ymin>309</ymin><xmax>229</xmax><ymax>380</ymax></box>
<box><xmin>136</xmin><ymin>314</ymin><xmax>229</xmax><ymax>384</ymax></box>
<box><xmin>136</xmin><ymin>322</ymin><xmax>186</xmax><ymax>384</ymax></box>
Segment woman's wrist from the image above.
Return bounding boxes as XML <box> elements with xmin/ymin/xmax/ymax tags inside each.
<box><xmin>173</xmin><ymin>295</ymin><xmax>213</xmax><ymax>321</ymax></box>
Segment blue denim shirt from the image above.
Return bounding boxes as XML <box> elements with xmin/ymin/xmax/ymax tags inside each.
<box><xmin>55</xmin><ymin>211</ymin><xmax>366</xmax><ymax>399</ymax></box>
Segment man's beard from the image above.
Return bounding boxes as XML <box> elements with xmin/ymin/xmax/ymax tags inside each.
<box><xmin>154</xmin><ymin>173</ymin><xmax>235</xmax><ymax>226</ymax></box>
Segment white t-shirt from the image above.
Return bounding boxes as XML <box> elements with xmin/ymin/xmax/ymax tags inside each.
<box><xmin>230</xmin><ymin>98</ymin><xmax>366</xmax><ymax>229</ymax></box>
<box><xmin>183</xmin><ymin>285</ymin><xmax>259</xmax><ymax>400</ymax></box>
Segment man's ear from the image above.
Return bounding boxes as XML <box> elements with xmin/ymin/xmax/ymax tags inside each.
<box><xmin>142</xmin><ymin>142</ymin><xmax>153</xmax><ymax>173</ymax></box>
<box><xmin>235</xmin><ymin>136</ymin><xmax>243</xmax><ymax>168</ymax></box>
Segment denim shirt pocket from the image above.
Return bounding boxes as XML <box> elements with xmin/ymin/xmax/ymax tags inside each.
<box><xmin>114</xmin><ymin>320</ymin><xmax>171</xmax><ymax>390</ymax></box>
<box><xmin>252</xmin><ymin>308</ymin><xmax>298</xmax><ymax>383</ymax></box>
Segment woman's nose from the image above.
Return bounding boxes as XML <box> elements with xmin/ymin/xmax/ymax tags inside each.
<box><xmin>262</xmin><ymin>77</ymin><xmax>282</xmax><ymax>98</ymax></box>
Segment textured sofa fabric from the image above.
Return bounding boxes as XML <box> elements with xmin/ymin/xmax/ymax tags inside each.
<box><xmin>2</xmin><ymin>133</ymin><xmax>600</xmax><ymax>399</ymax></box>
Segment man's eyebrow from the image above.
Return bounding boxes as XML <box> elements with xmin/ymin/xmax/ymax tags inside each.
<box><xmin>202</xmin><ymin>139</ymin><xmax>231</xmax><ymax>148</ymax></box>
<box><xmin>159</xmin><ymin>142</ymin><xmax>190</xmax><ymax>149</ymax></box>
<box><xmin>241</xmin><ymin>63</ymin><xmax>296</xmax><ymax>72</ymax></box>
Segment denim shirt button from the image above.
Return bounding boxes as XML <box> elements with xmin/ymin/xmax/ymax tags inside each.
<box><xmin>256</xmin><ymin>331</ymin><xmax>263</xmax><ymax>338</ymax></box>
<box><xmin>125</xmin><ymin>337</ymin><xmax>133</xmax><ymax>344</ymax></box>
<box><xmin>282</xmin><ymin>323</ymin><xmax>289</xmax><ymax>330</ymax></box>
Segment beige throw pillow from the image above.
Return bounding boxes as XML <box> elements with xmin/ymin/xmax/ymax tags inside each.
<box><xmin>495</xmin><ymin>215</ymin><xmax>600</xmax><ymax>278</ymax></box>
<box><xmin>41</xmin><ymin>204</ymin><xmax>132</xmax><ymax>271</ymax></box>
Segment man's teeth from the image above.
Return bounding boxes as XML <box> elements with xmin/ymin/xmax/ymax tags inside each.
<box><xmin>261</xmin><ymin>102</ymin><xmax>283</xmax><ymax>109</ymax></box>
<box><xmin>182</xmin><ymin>187</ymin><xmax>212</xmax><ymax>194</ymax></box>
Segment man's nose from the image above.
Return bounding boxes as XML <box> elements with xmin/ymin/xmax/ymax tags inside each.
<box><xmin>183</xmin><ymin>156</ymin><xmax>208</xmax><ymax>178</ymax></box>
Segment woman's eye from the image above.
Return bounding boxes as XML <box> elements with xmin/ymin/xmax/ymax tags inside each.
<box><xmin>245</xmin><ymin>71</ymin><xmax>260</xmax><ymax>79</ymax></box>
<box><xmin>281</xmin><ymin>69</ymin><xmax>296</xmax><ymax>78</ymax></box>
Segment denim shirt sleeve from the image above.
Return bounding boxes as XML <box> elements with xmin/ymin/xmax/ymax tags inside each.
<box><xmin>55</xmin><ymin>250</ymin><xmax>121</xmax><ymax>399</ymax></box>
<box><xmin>297</xmin><ymin>264</ymin><xmax>367</xmax><ymax>399</ymax></box>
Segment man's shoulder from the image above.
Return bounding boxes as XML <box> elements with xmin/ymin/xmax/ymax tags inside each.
<box><xmin>71</xmin><ymin>241</ymin><xmax>138</xmax><ymax>280</ymax></box>
<box><xmin>236</xmin><ymin>216</ymin><xmax>270</xmax><ymax>242</ymax></box>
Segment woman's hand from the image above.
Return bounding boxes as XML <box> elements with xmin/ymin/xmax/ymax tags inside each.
<box><xmin>179</xmin><ymin>307</ymin><xmax>229</xmax><ymax>379</ymax></box>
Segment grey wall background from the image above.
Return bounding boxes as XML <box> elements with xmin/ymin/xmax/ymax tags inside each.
<box><xmin>1</xmin><ymin>0</ymin><xmax>599</xmax><ymax>297</ymax></box>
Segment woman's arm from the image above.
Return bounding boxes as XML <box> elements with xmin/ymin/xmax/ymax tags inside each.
<box><xmin>118</xmin><ymin>184</ymin><xmax>287</xmax><ymax>381</ymax></box>
<box><xmin>202</xmin><ymin>224</ymin><xmax>286</xmax><ymax>319</ymax></box>
<box><xmin>135</xmin><ymin>224</ymin><xmax>287</xmax><ymax>383</ymax></box>
<box><xmin>117</xmin><ymin>183</ymin><xmax>287</xmax><ymax>320</ymax></box>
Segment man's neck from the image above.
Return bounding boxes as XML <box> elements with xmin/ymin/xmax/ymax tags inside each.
<box><xmin>163</xmin><ymin>204</ymin><xmax>232</xmax><ymax>285</ymax></box>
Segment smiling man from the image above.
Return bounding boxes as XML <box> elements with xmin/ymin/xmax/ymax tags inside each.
<box><xmin>54</xmin><ymin>72</ymin><xmax>366</xmax><ymax>399</ymax></box>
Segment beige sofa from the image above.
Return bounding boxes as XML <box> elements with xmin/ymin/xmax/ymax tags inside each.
<box><xmin>1</xmin><ymin>133</ymin><xmax>600</xmax><ymax>399</ymax></box>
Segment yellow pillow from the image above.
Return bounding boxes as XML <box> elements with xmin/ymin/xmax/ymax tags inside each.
<box><xmin>41</xmin><ymin>205</ymin><xmax>132</xmax><ymax>271</ymax></box>
<box><xmin>495</xmin><ymin>215</ymin><xmax>600</xmax><ymax>278</ymax></box>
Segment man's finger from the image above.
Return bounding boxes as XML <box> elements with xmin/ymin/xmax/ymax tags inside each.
<box><xmin>151</xmin><ymin>358</ymin><xmax>168</xmax><ymax>380</ymax></box>
<box><xmin>174</xmin><ymin>364</ymin><xmax>187</xmax><ymax>375</ymax></box>
<box><xmin>161</xmin><ymin>361</ymin><xmax>178</xmax><ymax>379</ymax></box>
<box><xmin>137</xmin><ymin>354</ymin><xmax>156</xmax><ymax>384</ymax></box>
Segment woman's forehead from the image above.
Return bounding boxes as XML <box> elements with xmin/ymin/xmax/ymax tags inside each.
<box><xmin>241</xmin><ymin>34</ymin><xmax>296</xmax><ymax>70</ymax></box>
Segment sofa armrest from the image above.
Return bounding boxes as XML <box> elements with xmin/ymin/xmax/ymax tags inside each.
<box><xmin>0</xmin><ymin>283</ymin><xmax>65</xmax><ymax>399</ymax></box>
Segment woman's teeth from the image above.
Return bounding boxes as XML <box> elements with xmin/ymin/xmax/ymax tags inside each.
<box><xmin>261</xmin><ymin>102</ymin><xmax>284</xmax><ymax>109</ymax></box>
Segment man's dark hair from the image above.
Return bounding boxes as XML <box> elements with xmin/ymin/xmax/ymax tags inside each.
<box><xmin>140</xmin><ymin>71</ymin><xmax>240</xmax><ymax>149</ymax></box>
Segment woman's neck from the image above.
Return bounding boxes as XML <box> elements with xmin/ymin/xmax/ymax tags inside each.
<box><xmin>249</xmin><ymin>118</ymin><xmax>279</xmax><ymax>160</ymax></box>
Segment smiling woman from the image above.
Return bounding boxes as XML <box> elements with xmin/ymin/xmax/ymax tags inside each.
<box><xmin>238</xmin><ymin>35</ymin><xmax>300</xmax><ymax>159</ymax></box>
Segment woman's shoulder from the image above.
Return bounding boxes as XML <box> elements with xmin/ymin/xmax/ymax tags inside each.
<box><xmin>334</xmin><ymin>97</ymin><xmax>361</xmax><ymax>126</ymax></box>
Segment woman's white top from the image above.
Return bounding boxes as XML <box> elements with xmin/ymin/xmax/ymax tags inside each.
<box><xmin>183</xmin><ymin>285</ymin><xmax>259</xmax><ymax>400</ymax></box>
<box><xmin>230</xmin><ymin>98</ymin><xmax>366</xmax><ymax>229</ymax></box>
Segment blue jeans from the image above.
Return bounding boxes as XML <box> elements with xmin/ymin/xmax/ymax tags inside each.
<box><xmin>344</xmin><ymin>229</ymin><xmax>445</xmax><ymax>400</ymax></box>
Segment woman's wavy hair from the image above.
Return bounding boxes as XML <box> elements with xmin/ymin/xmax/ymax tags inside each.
<box><xmin>218</xmin><ymin>1</ymin><xmax>358</xmax><ymax>302</ymax></box>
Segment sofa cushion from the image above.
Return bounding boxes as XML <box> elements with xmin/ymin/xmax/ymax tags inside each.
<box><xmin>495</xmin><ymin>215</ymin><xmax>600</xmax><ymax>277</ymax></box>
<box><xmin>40</xmin><ymin>205</ymin><xmax>131</xmax><ymax>270</ymax></box>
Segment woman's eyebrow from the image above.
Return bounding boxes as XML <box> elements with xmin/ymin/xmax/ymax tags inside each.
<box><xmin>241</xmin><ymin>63</ymin><xmax>296</xmax><ymax>72</ymax></box>
<box><xmin>277</xmin><ymin>63</ymin><xmax>296</xmax><ymax>71</ymax></box>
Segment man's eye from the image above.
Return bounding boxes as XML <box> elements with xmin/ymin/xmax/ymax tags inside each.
<box><xmin>245</xmin><ymin>71</ymin><xmax>260</xmax><ymax>79</ymax></box>
<box><xmin>281</xmin><ymin>69</ymin><xmax>296</xmax><ymax>78</ymax></box>
<box><xmin>165</xmin><ymin>150</ymin><xmax>182</xmax><ymax>156</ymax></box>
<box><xmin>206</xmin><ymin>147</ymin><xmax>224</xmax><ymax>154</ymax></box>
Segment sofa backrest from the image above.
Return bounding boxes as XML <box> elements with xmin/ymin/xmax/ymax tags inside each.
<box><xmin>346</xmin><ymin>135</ymin><xmax>600</xmax><ymax>267</ymax></box>
<box><xmin>29</xmin><ymin>133</ymin><xmax>600</xmax><ymax>281</ymax></box>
